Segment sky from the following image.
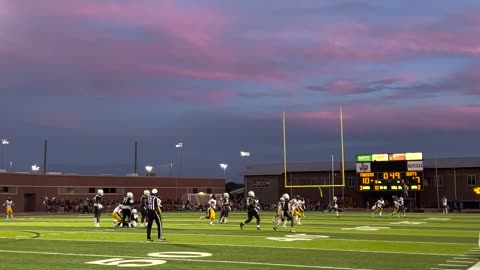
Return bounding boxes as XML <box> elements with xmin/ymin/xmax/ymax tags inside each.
<box><xmin>1</xmin><ymin>0</ymin><xmax>480</xmax><ymax>181</ymax></box>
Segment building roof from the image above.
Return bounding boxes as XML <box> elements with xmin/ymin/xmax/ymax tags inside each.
<box><xmin>240</xmin><ymin>157</ymin><xmax>480</xmax><ymax>176</ymax></box>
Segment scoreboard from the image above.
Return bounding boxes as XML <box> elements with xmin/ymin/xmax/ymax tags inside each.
<box><xmin>356</xmin><ymin>152</ymin><xmax>423</xmax><ymax>191</ymax></box>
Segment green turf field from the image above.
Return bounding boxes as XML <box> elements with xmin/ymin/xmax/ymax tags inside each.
<box><xmin>0</xmin><ymin>211</ymin><xmax>479</xmax><ymax>270</ymax></box>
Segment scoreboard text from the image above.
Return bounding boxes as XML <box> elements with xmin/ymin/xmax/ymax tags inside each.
<box><xmin>356</xmin><ymin>152</ymin><xmax>423</xmax><ymax>192</ymax></box>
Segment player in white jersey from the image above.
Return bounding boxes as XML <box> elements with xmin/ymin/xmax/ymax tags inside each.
<box><xmin>3</xmin><ymin>197</ymin><xmax>14</xmax><ymax>219</ymax></box>
<box><xmin>272</xmin><ymin>197</ymin><xmax>285</xmax><ymax>224</ymax></box>
<box><xmin>129</xmin><ymin>209</ymin><xmax>139</xmax><ymax>227</ymax></box>
<box><xmin>441</xmin><ymin>196</ymin><xmax>448</xmax><ymax>214</ymax></box>
<box><xmin>207</xmin><ymin>195</ymin><xmax>217</xmax><ymax>225</ymax></box>
<box><xmin>371</xmin><ymin>198</ymin><xmax>385</xmax><ymax>217</ymax></box>
<box><xmin>330</xmin><ymin>196</ymin><xmax>339</xmax><ymax>217</ymax></box>
<box><xmin>397</xmin><ymin>196</ymin><xmax>406</xmax><ymax>217</ymax></box>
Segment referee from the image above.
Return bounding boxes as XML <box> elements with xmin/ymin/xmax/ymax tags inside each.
<box><xmin>146</xmin><ymin>188</ymin><xmax>165</xmax><ymax>242</ymax></box>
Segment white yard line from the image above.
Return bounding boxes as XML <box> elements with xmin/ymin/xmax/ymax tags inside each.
<box><xmin>0</xmin><ymin>249</ymin><xmax>372</xmax><ymax>270</ymax></box>
<box><xmin>468</xmin><ymin>262</ymin><xmax>480</xmax><ymax>270</ymax></box>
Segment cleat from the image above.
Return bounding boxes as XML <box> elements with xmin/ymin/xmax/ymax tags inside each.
<box><xmin>240</xmin><ymin>223</ymin><xmax>244</xmax><ymax>230</ymax></box>
<box><xmin>146</xmin><ymin>239</ymin><xmax>153</xmax><ymax>243</ymax></box>
<box><xmin>158</xmin><ymin>237</ymin><xmax>166</xmax><ymax>241</ymax></box>
<box><xmin>290</xmin><ymin>229</ymin><xmax>296</xmax><ymax>233</ymax></box>
<box><xmin>257</xmin><ymin>227</ymin><xmax>261</xmax><ymax>230</ymax></box>
<box><xmin>273</xmin><ymin>226</ymin><xmax>277</xmax><ymax>231</ymax></box>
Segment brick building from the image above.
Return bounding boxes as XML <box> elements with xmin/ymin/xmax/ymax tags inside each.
<box><xmin>0</xmin><ymin>173</ymin><xmax>225</xmax><ymax>212</ymax></box>
<box><xmin>242</xmin><ymin>157</ymin><xmax>480</xmax><ymax>210</ymax></box>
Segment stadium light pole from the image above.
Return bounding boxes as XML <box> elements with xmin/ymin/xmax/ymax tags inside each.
<box><xmin>176</xmin><ymin>142</ymin><xmax>183</xmax><ymax>177</ymax></box>
<box><xmin>220</xmin><ymin>163</ymin><xmax>228</xmax><ymax>178</ymax></box>
<box><xmin>1</xmin><ymin>139</ymin><xmax>10</xmax><ymax>171</ymax></box>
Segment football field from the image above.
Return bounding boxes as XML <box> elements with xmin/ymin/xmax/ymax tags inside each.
<box><xmin>0</xmin><ymin>211</ymin><xmax>479</xmax><ymax>270</ymax></box>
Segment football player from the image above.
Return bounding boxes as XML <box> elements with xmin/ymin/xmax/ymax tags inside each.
<box><xmin>441</xmin><ymin>196</ymin><xmax>448</xmax><ymax>214</ymax></box>
<box><xmin>330</xmin><ymin>196</ymin><xmax>340</xmax><ymax>218</ymax></box>
<box><xmin>146</xmin><ymin>189</ymin><xmax>165</xmax><ymax>242</ymax></box>
<box><xmin>219</xmin><ymin>193</ymin><xmax>231</xmax><ymax>224</ymax></box>
<box><xmin>140</xmin><ymin>190</ymin><xmax>150</xmax><ymax>227</ymax></box>
<box><xmin>3</xmin><ymin>197</ymin><xmax>14</xmax><ymax>220</ymax></box>
<box><xmin>298</xmin><ymin>196</ymin><xmax>306</xmax><ymax>218</ymax></box>
<box><xmin>272</xmin><ymin>197</ymin><xmax>285</xmax><ymax>224</ymax></box>
<box><xmin>207</xmin><ymin>194</ymin><xmax>217</xmax><ymax>225</ymax></box>
<box><xmin>398</xmin><ymin>196</ymin><xmax>406</xmax><ymax>217</ymax></box>
<box><xmin>112</xmin><ymin>204</ymin><xmax>122</xmax><ymax>227</ymax></box>
<box><xmin>273</xmin><ymin>193</ymin><xmax>295</xmax><ymax>233</ymax></box>
<box><xmin>129</xmin><ymin>209</ymin><xmax>139</xmax><ymax>228</ymax></box>
<box><xmin>390</xmin><ymin>196</ymin><xmax>399</xmax><ymax>217</ymax></box>
<box><xmin>93</xmin><ymin>189</ymin><xmax>104</xmax><ymax>227</ymax></box>
<box><xmin>291</xmin><ymin>195</ymin><xmax>302</xmax><ymax>224</ymax></box>
<box><xmin>121</xmin><ymin>192</ymin><xmax>134</xmax><ymax>227</ymax></box>
<box><xmin>371</xmin><ymin>198</ymin><xmax>385</xmax><ymax>217</ymax></box>
<box><xmin>240</xmin><ymin>191</ymin><xmax>261</xmax><ymax>230</ymax></box>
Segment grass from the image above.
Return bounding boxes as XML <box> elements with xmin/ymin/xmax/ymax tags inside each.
<box><xmin>0</xmin><ymin>211</ymin><xmax>479</xmax><ymax>270</ymax></box>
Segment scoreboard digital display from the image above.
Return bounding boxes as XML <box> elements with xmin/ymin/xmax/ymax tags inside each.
<box><xmin>356</xmin><ymin>152</ymin><xmax>423</xmax><ymax>191</ymax></box>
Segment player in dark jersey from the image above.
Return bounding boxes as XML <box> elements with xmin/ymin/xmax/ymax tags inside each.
<box><xmin>273</xmin><ymin>193</ymin><xmax>295</xmax><ymax>233</ymax></box>
<box><xmin>121</xmin><ymin>192</ymin><xmax>134</xmax><ymax>227</ymax></box>
<box><xmin>219</xmin><ymin>192</ymin><xmax>231</xmax><ymax>224</ymax></box>
<box><xmin>240</xmin><ymin>191</ymin><xmax>261</xmax><ymax>230</ymax></box>
<box><xmin>146</xmin><ymin>189</ymin><xmax>165</xmax><ymax>242</ymax></box>
<box><xmin>140</xmin><ymin>190</ymin><xmax>150</xmax><ymax>227</ymax></box>
<box><xmin>93</xmin><ymin>189</ymin><xmax>103</xmax><ymax>227</ymax></box>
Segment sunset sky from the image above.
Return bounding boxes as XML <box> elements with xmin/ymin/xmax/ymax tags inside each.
<box><xmin>1</xmin><ymin>0</ymin><xmax>479</xmax><ymax>180</ymax></box>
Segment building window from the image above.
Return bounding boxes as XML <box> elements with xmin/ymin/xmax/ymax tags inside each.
<box><xmin>60</xmin><ymin>187</ymin><xmax>123</xmax><ymax>195</ymax></box>
<box><xmin>0</xmin><ymin>186</ymin><xmax>17</xmax><ymax>194</ymax></box>
<box><xmin>319</xmin><ymin>177</ymin><xmax>328</xmax><ymax>185</ymax></box>
<box><xmin>467</xmin><ymin>175</ymin><xmax>476</xmax><ymax>186</ymax></box>
<box><xmin>348</xmin><ymin>177</ymin><xmax>356</xmax><ymax>187</ymax></box>
<box><xmin>424</xmin><ymin>176</ymin><xmax>430</xmax><ymax>186</ymax></box>
<box><xmin>436</xmin><ymin>176</ymin><xmax>444</xmax><ymax>186</ymax></box>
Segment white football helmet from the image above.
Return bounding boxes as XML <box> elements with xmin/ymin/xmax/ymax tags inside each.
<box><xmin>280</xmin><ymin>197</ymin><xmax>285</xmax><ymax>202</ymax></box>
<box><xmin>247</xmin><ymin>191</ymin><xmax>255</xmax><ymax>197</ymax></box>
<box><xmin>282</xmin><ymin>193</ymin><xmax>290</xmax><ymax>200</ymax></box>
<box><xmin>127</xmin><ymin>192</ymin><xmax>133</xmax><ymax>198</ymax></box>
<box><xmin>144</xmin><ymin>190</ymin><xmax>150</xmax><ymax>195</ymax></box>
<box><xmin>151</xmin><ymin>188</ymin><xmax>158</xmax><ymax>194</ymax></box>
<box><xmin>333</xmin><ymin>196</ymin><xmax>337</xmax><ymax>202</ymax></box>
<box><xmin>131</xmin><ymin>209</ymin><xmax>137</xmax><ymax>214</ymax></box>
<box><xmin>223</xmin><ymin>192</ymin><xmax>229</xmax><ymax>198</ymax></box>
<box><xmin>97</xmin><ymin>189</ymin><xmax>104</xmax><ymax>196</ymax></box>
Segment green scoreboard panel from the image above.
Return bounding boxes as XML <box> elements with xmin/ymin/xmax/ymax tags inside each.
<box><xmin>356</xmin><ymin>152</ymin><xmax>423</xmax><ymax>191</ymax></box>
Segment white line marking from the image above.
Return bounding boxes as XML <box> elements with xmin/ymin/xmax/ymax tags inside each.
<box><xmin>430</xmin><ymin>268</ymin><xmax>462</xmax><ymax>270</ymax></box>
<box><xmin>440</xmin><ymin>264</ymin><xmax>470</xmax><ymax>267</ymax></box>
<box><xmin>0</xmin><ymin>249</ymin><xmax>372</xmax><ymax>270</ymax></box>
<box><xmin>453</xmin><ymin>257</ymin><xmax>475</xmax><ymax>260</ymax></box>
<box><xmin>468</xmin><ymin>262</ymin><xmax>480</xmax><ymax>270</ymax></box>
<box><xmin>446</xmin><ymin>260</ymin><xmax>471</xmax><ymax>263</ymax></box>
<box><xmin>12</xmin><ymin>237</ymin><xmax>463</xmax><ymax>257</ymax></box>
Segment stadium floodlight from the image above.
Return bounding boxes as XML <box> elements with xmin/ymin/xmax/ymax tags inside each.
<box><xmin>240</xmin><ymin>151</ymin><xmax>250</xmax><ymax>157</ymax></box>
<box><xmin>175</xmin><ymin>142</ymin><xmax>183</xmax><ymax>148</ymax></box>
<box><xmin>1</xmin><ymin>139</ymin><xmax>9</xmax><ymax>145</ymax></box>
<box><xmin>31</xmin><ymin>164</ymin><xmax>40</xmax><ymax>173</ymax></box>
<box><xmin>145</xmin><ymin>166</ymin><xmax>153</xmax><ymax>173</ymax></box>
<box><xmin>219</xmin><ymin>163</ymin><xmax>228</xmax><ymax>178</ymax></box>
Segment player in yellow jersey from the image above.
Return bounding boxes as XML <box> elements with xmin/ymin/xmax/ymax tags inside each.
<box><xmin>3</xmin><ymin>197</ymin><xmax>14</xmax><ymax>219</ymax></box>
<box><xmin>112</xmin><ymin>204</ymin><xmax>122</xmax><ymax>227</ymax></box>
